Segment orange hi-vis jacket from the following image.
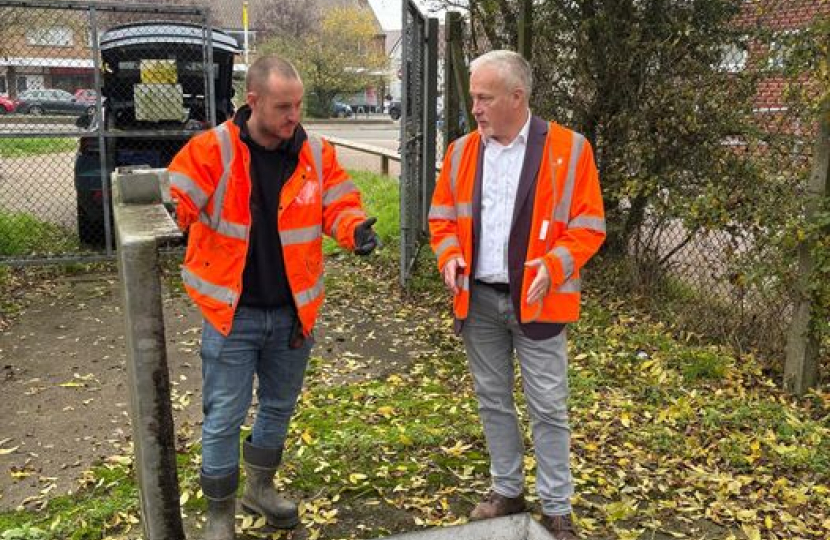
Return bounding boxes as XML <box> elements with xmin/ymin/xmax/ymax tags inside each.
<box><xmin>169</xmin><ymin>120</ymin><xmax>367</xmax><ymax>337</ymax></box>
<box><xmin>429</xmin><ymin>118</ymin><xmax>605</xmax><ymax>332</ymax></box>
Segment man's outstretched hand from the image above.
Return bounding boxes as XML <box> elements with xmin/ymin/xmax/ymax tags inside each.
<box><xmin>354</xmin><ymin>217</ymin><xmax>379</xmax><ymax>256</ymax></box>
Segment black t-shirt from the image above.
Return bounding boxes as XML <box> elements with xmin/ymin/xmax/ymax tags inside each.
<box><xmin>236</xmin><ymin>107</ymin><xmax>308</xmax><ymax>308</ymax></box>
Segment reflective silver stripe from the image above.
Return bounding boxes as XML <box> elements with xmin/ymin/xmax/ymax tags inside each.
<box><xmin>429</xmin><ymin>204</ymin><xmax>456</xmax><ymax>220</ymax></box>
<box><xmin>557</xmin><ymin>278</ymin><xmax>581</xmax><ymax>294</ymax></box>
<box><xmin>211</xmin><ymin>123</ymin><xmax>234</xmax><ymax>227</ymax></box>
<box><xmin>553</xmin><ymin>131</ymin><xmax>585</xmax><ymax>223</ymax></box>
<box><xmin>553</xmin><ymin>246</ymin><xmax>575</xmax><ymax>281</ymax></box>
<box><xmin>449</xmin><ymin>134</ymin><xmax>470</xmax><ymax>196</ymax></box>
<box><xmin>547</xmin><ymin>131</ymin><xmax>560</xmax><ymax>246</ymax></box>
<box><xmin>198</xmin><ymin>214</ymin><xmax>248</xmax><ymax>240</ymax></box>
<box><xmin>281</xmin><ymin>224</ymin><xmax>323</xmax><ymax>246</ymax></box>
<box><xmin>181</xmin><ymin>267</ymin><xmax>238</xmax><ymax>306</ymax></box>
<box><xmin>296</xmin><ymin>276</ymin><xmax>324</xmax><ymax>307</ymax></box>
<box><xmin>459</xmin><ymin>274</ymin><xmax>470</xmax><ymax>292</ymax></box>
<box><xmin>569</xmin><ymin>215</ymin><xmax>606</xmax><ymax>233</ymax></box>
<box><xmin>170</xmin><ymin>171</ymin><xmax>209</xmax><ymax>210</ymax></box>
<box><xmin>435</xmin><ymin>235</ymin><xmax>460</xmax><ymax>260</ymax></box>
<box><xmin>331</xmin><ymin>209</ymin><xmax>365</xmax><ymax>239</ymax></box>
<box><xmin>309</xmin><ymin>137</ymin><xmax>323</xmax><ymax>189</ymax></box>
<box><xmin>323</xmin><ymin>179</ymin><xmax>358</xmax><ymax>207</ymax></box>
<box><xmin>457</xmin><ymin>202</ymin><xmax>473</xmax><ymax>218</ymax></box>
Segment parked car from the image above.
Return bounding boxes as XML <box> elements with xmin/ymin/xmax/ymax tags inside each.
<box><xmin>0</xmin><ymin>95</ymin><xmax>14</xmax><ymax>114</ymax></box>
<box><xmin>74</xmin><ymin>21</ymin><xmax>240</xmax><ymax>246</ymax></box>
<box><xmin>331</xmin><ymin>100</ymin><xmax>353</xmax><ymax>118</ymax></box>
<box><xmin>15</xmin><ymin>88</ymin><xmax>95</xmax><ymax>116</ymax></box>
<box><xmin>74</xmin><ymin>88</ymin><xmax>98</xmax><ymax>105</ymax></box>
<box><xmin>389</xmin><ymin>101</ymin><xmax>401</xmax><ymax>120</ymax></box>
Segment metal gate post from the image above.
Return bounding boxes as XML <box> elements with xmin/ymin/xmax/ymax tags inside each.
<box><xmin>113</xmin><ymin>169</ymin><xmax>185</xmax><ymax>540</ymax></box>
<box><xmin>400</xmin><ymin>0</ymin><xmax>440</xmax><ymax>287</ymax></box>
<box><xmin>421</xmin><ymin>17</ymin><xmax>439</xmax><ymax>232</ymax></box>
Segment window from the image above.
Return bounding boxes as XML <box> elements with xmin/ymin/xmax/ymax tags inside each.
<box><xmin>27</xmin><ymin>26</ymin><xmax>74</xmax><ymax>47</ymax></box>
<box><xmin>718</xmin><ymin>42</ymin><xmax>748</xmax><ymax>73</ymax></box>
<box><xmin>767</xmin><ymin>30</ymin><xmax>799</xmax><ymax>71</ymax></box>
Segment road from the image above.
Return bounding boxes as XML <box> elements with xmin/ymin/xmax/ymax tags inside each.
<box><xmin>308</xmin><ymin>120</ymin><xmax>402</xmax><ymax>177</ymax></box>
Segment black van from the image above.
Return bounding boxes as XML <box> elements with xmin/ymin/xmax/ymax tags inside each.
<box><xmin>74</xmin><ymin>21</ymin><xmax>240</xmax><ymax>245</ymax></box>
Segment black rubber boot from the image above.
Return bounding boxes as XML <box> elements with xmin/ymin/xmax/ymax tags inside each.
<box><xmin>200</xmin><ymin>469</ymin><xmax>238</xmax><ymax>540</ymax></box>
<box><xmin>241</xmin><ymin>436</ymin><xmax>300</xmax><ymax>529</ymax></box>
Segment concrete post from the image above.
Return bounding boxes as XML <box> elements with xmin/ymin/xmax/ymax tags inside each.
<box><xmin>785</xmin><ymin>91</ymin><xmax>829</xmax><ymax>395</ymax></box>
<box><xmin>113</xmin><ymin>168</ymin><xmax>185</xmax><ymax>540</ymax></box>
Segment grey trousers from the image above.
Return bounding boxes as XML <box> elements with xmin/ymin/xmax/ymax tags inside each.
<box><xmin>461</xmin><ymin>283</ymin><xmax>573</xmax><ymax>516</ymax></box>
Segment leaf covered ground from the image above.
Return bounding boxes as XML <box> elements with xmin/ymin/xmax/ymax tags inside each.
<box><xmin>1</xmin><ymin>171</ymin><xmax>828</xmax><ymax>540</ymax></box>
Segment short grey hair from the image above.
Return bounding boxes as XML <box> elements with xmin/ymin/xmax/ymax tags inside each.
<box><xmin>470</xmin><ymin>50</ymin><xmax>533</xmax><ymax>100</ymax></box>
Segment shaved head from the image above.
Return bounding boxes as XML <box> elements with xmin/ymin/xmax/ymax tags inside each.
<box><xmin>245</xmin><ymin>55</ymin><xmax>305</xmax><ymax>148</ymax></box>
<box><xmin>246</xmin><ymin>55</ymin><xmax>301</xmax><ymax>93</ymax></box>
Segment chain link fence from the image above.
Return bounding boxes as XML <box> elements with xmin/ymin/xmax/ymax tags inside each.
<box><xmin>0</xmin><ymin>0</ymin><xmax>240</xmax><ymax>263</ymax></box>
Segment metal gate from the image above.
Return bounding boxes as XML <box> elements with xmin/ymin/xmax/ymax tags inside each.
<box><xmin>399</xmin><ymin>0</ymin><xmax>438</xmax><ymax>286</ymax></box>
<box><xmin>0</xmin><ymin>0</ymin><xmax>231</xmax><ymax>265</ymax></box>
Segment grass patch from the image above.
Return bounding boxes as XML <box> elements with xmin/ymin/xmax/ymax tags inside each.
<box><xmin>0</xmin><ymin>138</ymin><xmax>77</xmax><ymax>157</ymax></box>
<box><xmin>0</xmin><ymin>465</ymin><xmax>137</xmax><ymax>540</ymax></box>
<box><xmin>673</xmin><ymin>348</ymin><xmax>731</xmax><ymax>382</ymax></box>
<box><xmin>0</xmin><ymin>212</ymin><xmax>77</xmax><ymax>256</ymax></box>
<box><xmin>323</xmin><ymin>170</ymin><xmax>399</xmax><ymax>256</ymax></box>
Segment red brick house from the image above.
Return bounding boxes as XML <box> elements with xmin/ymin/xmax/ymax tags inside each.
<box><xmin>734</xmin><ymin>0</ymin><xmax>828</xmax><ymax>125</ymax></box>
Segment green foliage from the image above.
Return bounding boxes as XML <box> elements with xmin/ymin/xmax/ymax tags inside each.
<box><xmin>524</xmin><ymin>0</ymin><xmax>757</xmax><ymax>255</ymax></box>
<box><xmin>1</xmin><ymin>526</ymin><xmax>47</xmax><ymax>540</ymax></box>
<box><xmin>259</xmin><ymin>6</ymin><xmax>388</xmax><ymax>118</ymax></box>
<box><xmin>0</xmin><ymin>138</ymin><xmax>77</xmax><ymax>157</ymax></box>
<box><xmin>0</xmin><ymin>212</ymin><xmax>77</xmax><ymax>256</ymax></box>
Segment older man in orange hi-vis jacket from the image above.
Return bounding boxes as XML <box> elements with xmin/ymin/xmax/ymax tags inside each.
<box><xmin>429</xmin><ymin>50</ymin><xmax>605</xmax><ymax>540</ymax></box>
<box><xmin>168</xmin><ymin>55</ymin><xmax>378</xmax><ymax>540</ymax></box>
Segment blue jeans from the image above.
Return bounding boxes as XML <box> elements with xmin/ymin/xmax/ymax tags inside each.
<box><xmin>200</xmin><ymin>306</ymin><xmax>312</xmax><ymax>477</ymax></box>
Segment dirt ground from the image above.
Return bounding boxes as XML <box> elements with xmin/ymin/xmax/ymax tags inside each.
<box><xmin>0</xmin><ymin>256</ymin><xmax>418</xmax><ymax>519</ymax></box>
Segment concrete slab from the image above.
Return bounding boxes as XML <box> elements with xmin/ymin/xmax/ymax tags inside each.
<box><xmin>381</xmin><ymin>514</ymin><xmax>554</xmax><ymax>540</ymax></box>
<box><xmin>112</xmin><ymin>169</ymin><xmax>180</xmax><ymax>245</ymax></box>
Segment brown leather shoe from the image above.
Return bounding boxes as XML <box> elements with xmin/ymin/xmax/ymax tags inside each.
<box><xmin>540</xmin><ymin>513</ymin><xmax>579</xmax><ymax>540</ymax></box>
<box><xmin>469</xmin><ymin>491</ymin><xmax>526</xmax><ymax>520</ymax></box>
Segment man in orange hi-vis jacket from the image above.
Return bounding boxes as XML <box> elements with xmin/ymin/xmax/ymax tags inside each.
<box><xmin>169</xmin><ymin>56</ymin><xmax>377</xmax><ymax>539</ymax></box>
<box><xmin>429</xmin><ymin>50</ymin><xmax>605</xmax><ymax>540</ymax></box>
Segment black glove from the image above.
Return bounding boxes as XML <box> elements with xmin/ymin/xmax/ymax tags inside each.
<box><xmin>354</xmin><ymin>217</ymin><xmax>379</xmax><ymax>256</ymax></box>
